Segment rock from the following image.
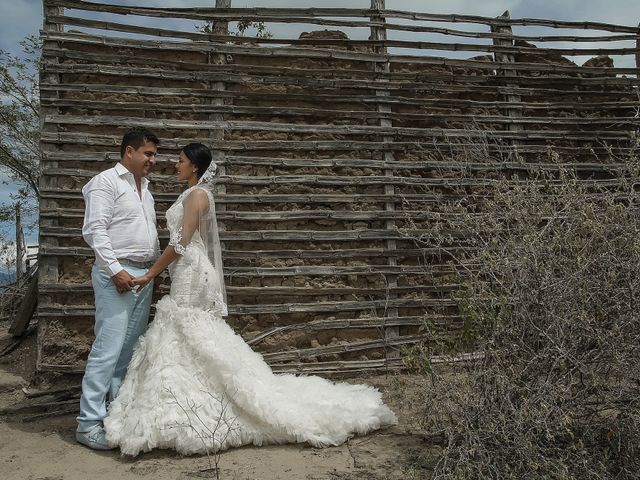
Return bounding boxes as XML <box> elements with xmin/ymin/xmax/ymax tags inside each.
<box><xmin>582</xmin><ymin>55</ymin><xmax>614</xmax><ymax>68</ymax></box>
<box><xmin>469</xmin><ymin>54</ymin><xmax>493</xmax><ymax>62</ymax></box>
<box><xmin>0</xmin><ymin>371</ymin><xmax>25</xmax><ymax>394</ymax></box>
<box><xmin>299</xmin><ymin>30</ymin><xmax>349</xmax><ymax>41</ymax></box>
<box><xmin>314</xmin><ymin>219</ymin><xmax>337</xmax><ymax>226</ymax></box>
<box><xmin>581</xmin><ymin>55</ymin><xmax>616</xmax><ymax>77</ymax></box>
<box><xmin>513</xmin><ymin>39</ymin><xmax>576</xmax><ymax>67</ymax></box>
<box><xmin>297</xmin><ymin>29</ymin><xmax>372</xmax><ymax>52</ymax></box>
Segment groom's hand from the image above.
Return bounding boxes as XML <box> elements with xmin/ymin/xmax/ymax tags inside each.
<box><xmin>111</xmin><ymin>270</ymin><xmax>135</xmax><ymax>294</ymax></box>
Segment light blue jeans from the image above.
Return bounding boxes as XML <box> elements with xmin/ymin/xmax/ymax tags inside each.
<box><xmin>76</xmin><ymin>263</ymin><xmax>153</xmax><ymax>432</ymax></box>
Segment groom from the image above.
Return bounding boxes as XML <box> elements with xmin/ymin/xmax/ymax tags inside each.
<box><xmin>76</xmin><ymin>127</ymin><xmax>160</xmax><ymax>449</ymax></box>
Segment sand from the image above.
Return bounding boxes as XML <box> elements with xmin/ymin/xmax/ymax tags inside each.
<box><xmin>0</xmin><ymin>329</ymin><xmax>433</xmax><ymax>480</ymax></box>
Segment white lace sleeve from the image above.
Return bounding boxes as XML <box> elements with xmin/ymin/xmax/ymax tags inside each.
<box><xmin>169</xmin><ymin>226</ymin><xmax>187</xmax><ymax>255</ymax></box>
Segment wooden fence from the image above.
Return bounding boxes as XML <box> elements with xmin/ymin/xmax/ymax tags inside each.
<box><xmin>37</xmin><ymin>0</ymin><xmax>640</xmax><ymax>375</ymax></box>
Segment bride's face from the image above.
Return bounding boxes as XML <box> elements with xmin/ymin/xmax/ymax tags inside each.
<box><xmin>175</xmin><ymin>152</ymin><xmax>198</xmax><ymax>183</ymax></box>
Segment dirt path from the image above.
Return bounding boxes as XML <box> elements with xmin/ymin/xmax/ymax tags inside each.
<box><xmin>0</xmin><ymin>336</ymin><xmax>434</xmax><ymax>480</ymax></box>
<box><xmin>0</xmin><ymin>416</ymin><xmax>420</xmax><ymax>480</ymax></box>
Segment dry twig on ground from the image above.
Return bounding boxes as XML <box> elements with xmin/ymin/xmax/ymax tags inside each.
<box><xmin>166</xmin><ymin>386</ymin><xmax>240</xmax><ymax>480</ymax></box>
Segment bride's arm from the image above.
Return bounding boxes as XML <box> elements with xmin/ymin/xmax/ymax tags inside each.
<box><xmin>131</xmin><ymin>246</ymin><xmax>178</xmax><ymax>289</ymax></box>
<box><xmin>170</xmin><ymin>188</ymin><xmax>209</xmax><ymax>253</ymax></box>
<box><xmin>132</xmin><ymin>189</ymin><xmax>210</xmax><ymax>289</ymax></box>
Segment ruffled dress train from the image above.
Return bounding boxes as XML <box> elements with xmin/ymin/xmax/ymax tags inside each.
<box><xmin>104</xmin><ymin>188</ymin><xmax>397</xmax><ymax>456</ymax></box>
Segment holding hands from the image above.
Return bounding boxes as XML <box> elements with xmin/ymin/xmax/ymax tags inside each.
<box><xmin>111</xmin><ymin>271</ymin><xmax>159</xmax><ymax>293</ymax></box>
<box><xmin>132</xmin><ymin>273</ymin><xmax>154</xmax><ymax>290</ymax></box>
<box><xmin>111</xmin><ymin>270</ymin><xmax>136</xmax><ymax>294</ymax></box>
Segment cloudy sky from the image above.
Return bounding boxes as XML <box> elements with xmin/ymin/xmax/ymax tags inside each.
<box><xmin>0</xmin><ymin>0</ymin><xmax>639</xmax><ymax>251</ymax></box>
<box><xmin>3</xmin><ymin>0</ymin><xmax>640</xmax><ymax>56</ymax></box>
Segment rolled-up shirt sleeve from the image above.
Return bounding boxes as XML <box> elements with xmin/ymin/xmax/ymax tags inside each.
<box><xmin>82</xmin><ymin>177</ymin><xmax>123</xmax><ymax>276</ymax></box>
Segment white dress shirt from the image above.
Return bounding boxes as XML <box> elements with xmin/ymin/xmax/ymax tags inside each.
<box><xmin>82</xmin><ymin>162</ymin><xmax>160</xmax><ymax>276</ymax></box>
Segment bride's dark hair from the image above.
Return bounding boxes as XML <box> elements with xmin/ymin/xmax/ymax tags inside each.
<box><xmin>182</xmin><ymin>143</ymin><xmax>212</xmax><ymax>179</ymax></box>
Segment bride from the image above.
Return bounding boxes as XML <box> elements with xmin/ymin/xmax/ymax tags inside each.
<box><xmin>104</xmin><ymin>143</ymin><xmax>397</xmax><ymax>456</ymax></box>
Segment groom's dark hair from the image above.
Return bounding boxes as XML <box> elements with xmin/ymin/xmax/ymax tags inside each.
<box><xmin>120</xmin><ymin>127</ymin><xmax>159</xmax><ymax>159</ymax></box>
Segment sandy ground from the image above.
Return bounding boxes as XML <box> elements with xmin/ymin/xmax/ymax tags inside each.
<box><xmin>0</xmin><ymin>418</ymin><xmax>422</xmax><ymax>480</ymax></box>
<box><xmin>0</xmin><ymin>328</ymin><xmax>436</xmax><ymax>480</ymax></box>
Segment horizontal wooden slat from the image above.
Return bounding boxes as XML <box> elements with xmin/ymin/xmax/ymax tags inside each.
<box><xmin>38</xmin><ymin>297</ymin><xmax>455</xmax><ymax>317</ymax></box>
<box><xmin>231</xmin><ymin>298</ymin><xmax>455</xmax><ymax>315</ymax></box>
<box><xmin>41</xmin><ymin>264</ymin><xmax>465</xmax><ymax>279</ymax></box>
<box><xmin>42</xmin><ymin>49</ymin><xmax>636</xmax><ymax>93</ymax></box>
<box><xmin>270</xmin><ymin>352</ymin><xmax>483</xmax><ymax>374</ymax></box>
<box><xmin>34</xmin><ymin>359</ymin><xmax>407</xmax><ymax>375</ymax></box>
<box><xmin>39</xmin><ymin>134</ymin><xmax>454</xmax><ymax>151</ymax></box>
<box><xmin>270</xmin><ymin>359</ymin><xmax>406</xmax><ymax>374</ymax></box>
<box><xmin>40</xmin><ymin>82</ymin><xmax>640</xmax><ymax>105</ymax></box>
<box><xmin>42</xmin><ymin>54</ymin><xmax>640</xmax><ymax>88</ymax></box>
<box><xmin>46</xmin><ymin>13</ymin><xmax>640</xmax><ymax>44</ymax></box>
<box><xmin>49</xmin><ymin>114</ymin><xmax>640</xmax><ymax>138</ymax></box>
<box><xmin>262</xmin><ymin>334</ymin><xmax>427</xmax><ymax>362</ymax></box>
<box><xmin>41</xmin><ymin>168</ymin><xmax>634</xmax><ymax>190</ymax></box>
<box><xmin>48</xmin><ymin>14</ymin><xmax>640</xmax><ymax>57</ymax></box>
<box><xmin>38</xmin><ymin>245</ymin><xmax>468</xmax><ymax>260</ymax></box>
<box><xmin>246</xmin><ymin>317</ymin><xmax>420</xmax><ymax>345</ymax></box>
<box><xmin>49</xmin><ymin>207</ymin><xmax>601</xmax><ymax>227</ymax></box>
<box><xmin>36</xmin><ymin>353</ymin><xmax>481</xmax><ymax>375</ymax></box>
<box><xmin>38</xmin><ymin>208</ymin><xmax>458</xmax><ymax>222</ymax></box>
<box><xmin>40</xmin><ymin>127</ymin><xmax>639</xmax><ymax>147</ymax></box>
<box><xmin>39</xmin><ymin>152</ymin><xmax>636</xmax><ymax>173</ymax></box>
<box><xmin>40</xmin><ymin>282</ymin><xmax>460</xmax><ymax>297</ymax></box>
<box><xmin>41</xmin><ymin>32</ymin><xmax>640</xmax><ymax>79</ymax></box>
<box><xmin>218</xmin><ymin>263</ymin><xmax>467</xmax><ymax>276</ymax></box>
<box><xmin>45</xmin><ymin>1</ymin><xmax>640</xmax><ymax>34</ymax></box>
<box><xmin>40</xmin><ymin>99</ymin><xmax>639</xmax><ymax>126</ymax></box>
<box><xmin>246</xmin><ymin>315</ymin><xmax>460</xmax><ymax>346</ymax></box>
<box><xmin>39</xmin><ymin>189</ymin><xmax>631</xmax><ymax>205</ymax></box>
<box><xmin>40</xmin><ymin>147</ymin><xmax>635</xmax><ymax>170</ymax></box>
<box><xmin>38</xmin><ymin>189</ymin><xmax>453</xmax><ymax>204</ymax></box>
<box><xmin>39</xmin><ymin>97</ymin><xmax>640</xmax><ymax>120</ymax></box>
<box><xmin>41</xmin><ymin>225</ymin><xmax>450</xmax><ymax>242</ymax></box>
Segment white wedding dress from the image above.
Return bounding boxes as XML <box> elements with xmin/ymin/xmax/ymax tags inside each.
<box><xmin>104</xmin><ymin>187</ymin><xmax>397</xmax><ymax>456</ymax></box>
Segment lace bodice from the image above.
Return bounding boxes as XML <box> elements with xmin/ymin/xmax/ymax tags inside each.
<box><xmin>165</xmin><ymin>194</ymin><xmax>227</xmax><ymax>316</ymax></box>
<box><xmin>166</xmin><ymin>199</ymin><xmax>205</xmax><ymax>254</ymax></box>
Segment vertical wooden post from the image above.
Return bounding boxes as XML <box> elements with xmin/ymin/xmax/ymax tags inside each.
<box><xmin>370</xmin><ymin>0</ymin><xmax>399</xmax><ymax>358</ymax></box>
<box><xmin>210</xmin><ymin>1</ymin><xmax>230</xmax><ymax>262</ymax></box>
<box><xmin>15</xmin><ymin>203</ymin><xmax>24</xmax><ymax>286</ymax></box>
<box><xmin>491</xmin><ymin>11</ymin><xmax>523</xmax><ymax>137</ymax></box>
<box><xmin>214</xmin><ymin>0</ymin><xmax>231</xmax><ymax>35</ymax></box>
<box><xmin>636</xmin><ymin>23</ymin><xmax>640</xmax><ymax>74</ymax></box>
<box><xmin>37</xmin><ymin>0</ymin><xmax>64</xmax><ymax>370</ymax></box>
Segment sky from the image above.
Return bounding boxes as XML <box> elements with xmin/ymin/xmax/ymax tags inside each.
<box><xmin>0</xmin><ymin>0</ymin><xmax>639</xmax><ymax>256</ymax></box>
<box><xmin>2</xmin><ymin>0</ymin><xmax>640</xmax><ymax>57</ymax></box>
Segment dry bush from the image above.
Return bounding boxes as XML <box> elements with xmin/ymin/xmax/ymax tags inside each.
<box><xmin>403</xmin><ymin>146</ymin><xmax>640</xmax><ymax>479</ymax></box>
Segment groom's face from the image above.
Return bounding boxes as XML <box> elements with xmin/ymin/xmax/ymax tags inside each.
<box><xmin>124</xmin><ymin>140</ymin><xmax>158</xmax><ymax>179</ymax></box>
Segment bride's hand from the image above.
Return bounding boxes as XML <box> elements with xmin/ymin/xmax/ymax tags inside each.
<box><xmin>132</xmin><ymin>274</ymin><xmax>153</xmax><ymax>290</ymax></box>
